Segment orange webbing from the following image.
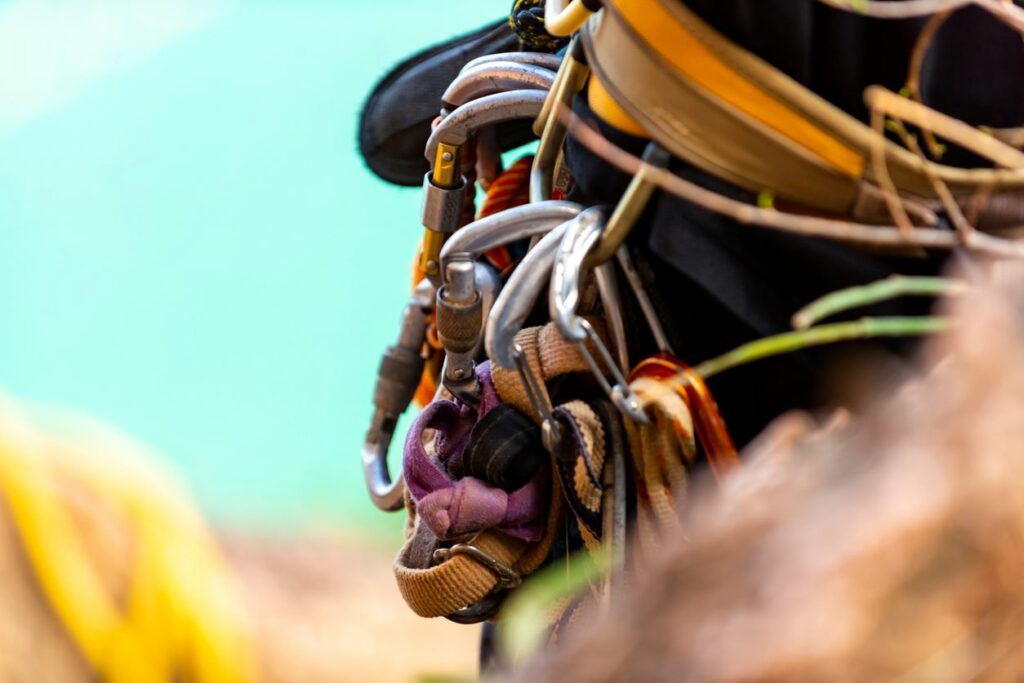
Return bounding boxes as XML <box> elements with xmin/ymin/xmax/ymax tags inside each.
<box><xmin>630</xmin><ymin>355</ymin><xmax>739</xmax><ymax>482</ymax></box>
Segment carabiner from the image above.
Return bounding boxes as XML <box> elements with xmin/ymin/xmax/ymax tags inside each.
<box><xmin>362</xmin><ymin>280</ymin><xmax>434</xmax><ymax>511</ymax></box>
<box><xmin>585</xmin><ymin>142</ymin><xmax>671</xmax><ymax>266</ymax></box>
<box><xmin>426</xmin><ymin>90</ymin><xmax>548</xmax><ymax>163</ymax></box>
<box><xmin>442</xmin><ymin>61</ymin><xmax>556</xmax><ymax>111</ymax></box>
<box><xmin>463</xmin><ymin>51</ymin><xmax>563</xmax><ymax>73</ymax></box>
<box><xmin>440</xmin><ymin>200</ymin><xmax>583</xmax><ymax>263</ymax></box>
<box><xmin>544</xmin><ymin>0</ymin><xmax>595</xmax><ymax>37</ymax></box>
<box><xmin>485</xmin><ymin>210</ymin><xmax>595</xmax><ymax>370</ymax></box>
<box><xmin>420</xmin><ymin>89</ymin><xmax>550</xmax><ymax>284</ymax></box>
<box><xmin>531</xmin><ymin>37</ymin><xmax>589</xmax><ymax>202</ymax></box>
<box><xmin>550</xmin><ymin>210</ymin><xmax>650</xmax><ymax>424</ymax></box>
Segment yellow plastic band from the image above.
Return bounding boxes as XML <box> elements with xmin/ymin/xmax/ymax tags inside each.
<box><xmin>587</xmin><ymin>75</ymin><xmax>648</xmax><ymax>138</ymax></box>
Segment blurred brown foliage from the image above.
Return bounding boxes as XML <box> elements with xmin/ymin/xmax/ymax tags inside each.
<box><xmin>512</xmin><ymin>264</ymin><xmax>1024</xmax><ymax>683</ymax></box>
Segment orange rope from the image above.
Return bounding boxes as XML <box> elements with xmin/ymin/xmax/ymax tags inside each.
<box><xmin>477</xmin><ymin>156</ymin><xmax>534</xmax><ymax>270</ymax></box>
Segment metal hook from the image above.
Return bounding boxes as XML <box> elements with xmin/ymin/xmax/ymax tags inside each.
<box><xmin>585</xmin><ymin>142</ymin><xmax>671</xmax><ymax>267</ymax></box>
<box><xmin>436</xmin><ymin>260</ymin><xmax>499</xmax><ymax>407</ymax></box>
<box><xmin>462</xmin><ymin>51</ymin><xmax>563</xmax><ymax>74</ymax></box>
<box><xmin>550</xmin><ymin>210</ymin><xmax>649</xmax><ymax>424</ymax></box>
<box><xmin>362</xmin><ymin>280</ymin><xmax>435</xmax><ymax>511</ymax></box>
<box><xmin>426</xmin><ymin>90</ymin><xmax>548</xmax><ymax>163</ymax></box>
<box><xmin>442</xmin><ymin>61</ymin><xmax>556</xmax><ymax>111</ymax></box>
<box><xmin>432</xmin><ymin>540</ymin><xmax>521</xmax><ymax>624</ymax></box>
<box><xmin>486</xmin><ymin>208</ymin><xmax>605</xmax><ymax>370</ymax></box>
<box><xmin>531</xmin><ymin>36</ymin><xmax>590</xmax><ymax>202</ymax></box>
<box><xmin>615</xmin><ymin>247</ymin><xmax>675</xmax><ymax>355</ymax></box>
<box><xmin>512</xmin><ymin>343</ymin><xmax>564</xmax><ymax>453</ymax></box>
<box><xmin>440</xmin><ymin>200</ymin><xmax>583</xmax><ymax>264</ymax></box>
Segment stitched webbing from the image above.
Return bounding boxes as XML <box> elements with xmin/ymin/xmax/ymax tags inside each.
<box><xmin>394</xmin><ymin>324</ymin><xmax>608</xmax><ymax>618</ymax></box>
<box><xmin>491</xmin><ymin>324</ymin><xmax>592</xmax><ymax>419</ymax></box>
<box><xmin>394</xmin><ymin>460</ymin><xmax>564</xmax><ymax>618</ymax></box>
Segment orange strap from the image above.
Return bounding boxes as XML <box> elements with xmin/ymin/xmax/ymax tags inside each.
<box><xmin>630</xmin><ymin>355</ymin><xmax>740</xmax><ymax>483</ymax></box>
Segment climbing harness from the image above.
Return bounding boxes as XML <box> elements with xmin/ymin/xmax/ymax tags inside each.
<box><xmin>358</xmin><ymin>0</ymin><xmax>1024</xmax><ymax>658</ymax></box>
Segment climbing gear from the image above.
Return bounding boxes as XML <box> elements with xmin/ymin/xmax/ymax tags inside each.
<box><xmin>531</xmin><ymin>37</ymin><xmax>589</xmax><ymax>201</ymax></box>
<box><xmin>359</xmin><ymin>1</ymin><xmax>1024</xmax><ymax>665</ymax></box>
<box><xmin>550</xmin><ymin>207</ymin><xmax>648</xmax><ymax>423</ymax></box>
<box><xmin>363</xmin><ymin>280</ymin><xmax>434</xmax><ymax>511</ymax></box>
<box><xmin>510</xmin><ymin>0</ymin><xmax>568</xmax><ymax>53</ymax></box>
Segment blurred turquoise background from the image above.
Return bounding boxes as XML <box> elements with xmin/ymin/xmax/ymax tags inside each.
<box><xmin>0</xmin><ymin>0</ymin><xmax>501</xmax><ymax>532</ymax></box>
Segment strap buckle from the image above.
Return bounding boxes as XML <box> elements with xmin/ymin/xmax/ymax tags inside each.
<box><xmin>432</xmin><ymin>543</ymin><xmax>522</xmax><ymax>590</ymax></box>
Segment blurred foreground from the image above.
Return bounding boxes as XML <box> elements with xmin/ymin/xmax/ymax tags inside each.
<box><xmin>9</xmin><ymin>264</ymin><xmax>1024</xmax><ymax>681</ymax></box>
<box><xmin>510</xmin><ymin>264</ymin><xmax>1024</xmax><ymax>682</ymax></box>
<box><xmin>0</xmin><ymin>403</ymin><xmax>476</xmax><ymax>683</ymax></box>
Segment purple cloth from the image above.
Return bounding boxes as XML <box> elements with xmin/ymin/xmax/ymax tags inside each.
<box><xmin>403</xmin><ymin>362</ymin><xmax>548</xmax><ymax>542</ymax></box>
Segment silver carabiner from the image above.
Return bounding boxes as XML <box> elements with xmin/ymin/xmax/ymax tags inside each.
<box><xmin>485</xmin><ymin>212</ymin><xmax>583</xmax><ymax>369</ymax></box>
<box><xmin>462</xmin><ymin>51</ymin><xmax>563</xmax><ymax>73</ymax></box>
<box><xmin>550</xmin><ymin>211</ymin><xmax>650</xmax><ymax>424</ymax></box>
<box><xmin>425</xmin><ymin>89</ymin><xmax>548</xmax><ymax>164</ymax></box>
<box><xmin>442</xmin><ymin>61</ymin><xmax>556</xmax><ymax>112</ymax></box>
<box><xmin>440</xmin><ymin>200</ymin><xmax>583</xmax><ymax>263</ymax></box>
<box><xmin>362</xmin><ymin>280</ymin><xmax>434</xmax><ymax>511</ymax></box>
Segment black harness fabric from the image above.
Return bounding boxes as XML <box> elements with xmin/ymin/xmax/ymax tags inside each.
<box><xmin>567</xmin><ymin>2</ymin><xmax>1024</xmax><ymax>446</ymax></box>
<box><xmin>567</xmin><ymin>104</ymin><xmax>940</xmax><ymax>447</ymax></box>
<box><xmin>682</xmin><ymin>0</ymin><xmax>1024</xmax><ymax>165</ymax></box>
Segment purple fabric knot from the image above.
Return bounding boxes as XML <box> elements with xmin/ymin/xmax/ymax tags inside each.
<box><xmin>403</xmin><ymin>362</ymin><xmax>548</xmax><ymax>542</ymax></box>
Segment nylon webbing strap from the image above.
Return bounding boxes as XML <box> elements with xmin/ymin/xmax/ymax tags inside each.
<box><xmin>492</xmin><ymin>325</ymin><xmax>608</xmax><ymax>552</ymax></box>
<box><xmin>394</xmin><ymin>485</ymin><xmax>562</xmax><ymax>618</ymax></box>
<box><xmin>394</xmin><ymin>324</ymin><xmax>614</xmax><ymax>618</ymax></box>
<box><xmin>583</xmin><ymin>0</ymin><xmax>1024</xmax><ymax>213</ymax></box>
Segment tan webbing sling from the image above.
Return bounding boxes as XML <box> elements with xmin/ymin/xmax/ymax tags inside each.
<box><xmin>582</xmin><ymin>0</ymin><xmax>1024</xmax><ymax>216</ymax></box>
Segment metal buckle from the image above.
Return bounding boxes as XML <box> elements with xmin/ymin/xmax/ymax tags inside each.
<box><xmin>432</xmin><ymin>542</ymin><xmax>522</xmax><ymax>590</ymax></box>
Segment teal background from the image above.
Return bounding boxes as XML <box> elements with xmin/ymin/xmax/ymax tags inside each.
<box><xmin>0</xmin><ymin>0</ymin><xmax>502</xmax><ymax>532</ymax></box>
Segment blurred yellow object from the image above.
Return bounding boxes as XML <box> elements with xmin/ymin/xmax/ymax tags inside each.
<box><xmin>0</xmin><ymin>396</ymin><xmax>258</xmax><ymax>683</ymax></box>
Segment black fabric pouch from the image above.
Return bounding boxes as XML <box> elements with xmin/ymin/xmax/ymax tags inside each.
<box><xmin>358</xmin><ymin>18</ymin><xmax>536</xmax><ymax>186</ymax></box>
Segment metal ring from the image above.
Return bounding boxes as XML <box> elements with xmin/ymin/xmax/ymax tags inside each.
<box><xmin>432</xmin><ymin>543</ymin><xmax>522</xmax><ymax>589</ymax></box>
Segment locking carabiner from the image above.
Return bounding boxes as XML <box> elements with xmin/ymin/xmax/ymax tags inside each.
<box><xmin>436</xmin><ymin>260</ymin><xmax>500</xmax><ymax>407</ymax></box>
<box><xmin>362</xmin><ymin>280</ymin><xmax>435</xmax><ymax>511</ymax></box>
